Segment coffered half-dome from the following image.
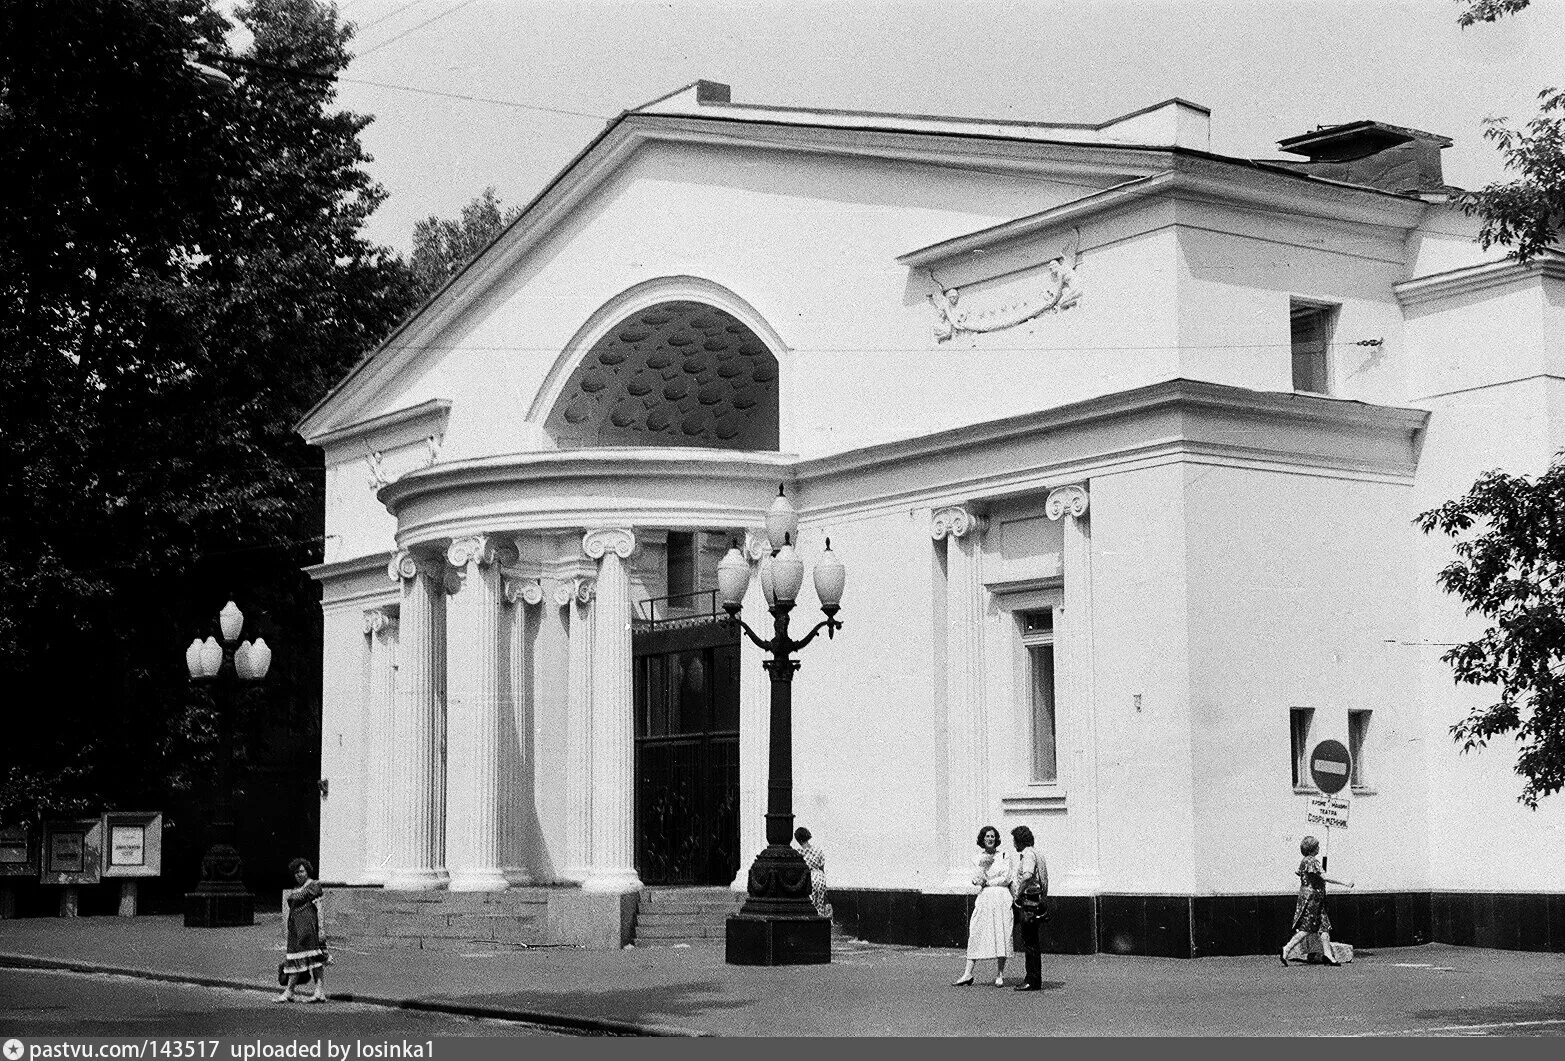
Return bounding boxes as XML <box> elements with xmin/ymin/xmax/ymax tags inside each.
<box><xmin>543</xmin><ymin>300</ymin><xmax>780</xmax><ymax>451</ymax></box>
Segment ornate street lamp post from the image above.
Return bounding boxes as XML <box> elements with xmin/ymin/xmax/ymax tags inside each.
<box><xmin>718</xmin><ymin>486</ymin><xmax>846</xmax><ymax>965</ymax></box>
<box><xmin>182</xmin><ymin>601</ymin><xmax>272</xmax><ymax>928</ymax></box>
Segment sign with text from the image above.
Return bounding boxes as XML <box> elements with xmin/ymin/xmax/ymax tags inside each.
<box><xmin>102</xmin><ymin>811</ymin><xmax>163</xmax><ymax>878</ymax></box>
<box><xmin>1306</xmin><ymin>794</ymin><xmax>1350</xmax><ymax>830</ymax></box>
<box><xmin>41</xmin><ymin>817</ymin><xmax>103</xmax><ymax>885</ymax></box>
<box><xmin>0</xmin><ymin>824</ymin><xmax>37</xmax><ymax>877</ymax></box>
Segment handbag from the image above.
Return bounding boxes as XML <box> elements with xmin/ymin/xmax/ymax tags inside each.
<box><xmin>1012</xmin><ymin>856</ymin><xmax>1049</xmax><ymax>923</ymax></box>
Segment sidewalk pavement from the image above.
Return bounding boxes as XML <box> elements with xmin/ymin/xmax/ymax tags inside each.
<box><xmin>3</xmin><ymin>914</ymin><xmax>1564</xmax><ymax>1036</ymax></box>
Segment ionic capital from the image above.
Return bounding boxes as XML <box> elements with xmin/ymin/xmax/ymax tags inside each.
<box><xmin>582</xmin><ymin>527</ymin><xmax>636</xmax><ymax>561</ymax></box>
<box><xmin>742</xmin><ymin>529</ymin><xmax>771</xmax><ymax>562</ymax></box>
<box><xmin>550</xmin><ymin>577</ymin><xmax>595</xmax><ymax>607</ymax></box>
<box><xmin>1045</xmin><ymin>484</ymin><xmax>1090</xmax><ymax>521</ymax></box>
<box><xmin>446</xmin><ymin>534</ymin><xmax>501</xmax><ymax>570</ymax></box>
<box><xmin>363</xmin><ymin>607</ymin><xmax>397</xmax><ymax>636</ymax></box>
<box><xmin>931</xmin><ymin>505</ymin><xmax>987</xmax><ymax>541</ymax></box>
<box><xmin>388</xmin><ymin>549</ymin><xmax>440</xmax><ymax>584</ymax></box>
<box><xmin>503</xmin><ymin>577</ymin><xmax>544</xmax><ymax>607</ymax></box>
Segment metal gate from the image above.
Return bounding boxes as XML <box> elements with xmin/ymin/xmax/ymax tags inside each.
<box><xmin>633</xmin><ymin>596</ymin><xmax>741</xmax><ymax>886</ymax></box>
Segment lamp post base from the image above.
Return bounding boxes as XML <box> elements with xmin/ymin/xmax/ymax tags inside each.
<box><xmin>184</xmin><ymin>890</ymin><xmax>255</xmax><ymax>928</ymax></box>
<box><xmin>725</xmin><ymin>913</ymin><xmax>831</xmax><ymax>965</ymax></box>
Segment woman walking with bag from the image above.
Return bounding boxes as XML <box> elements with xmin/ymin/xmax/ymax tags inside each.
<box><xmin>1010</xmin><ymin>826</ymin><xmax>1047</xmax><ymax>991</ymax></box>
<box><xmin>952</xmin><ymin>825</ymin><xmax>1013</xmax><ymax>987</ymax></box>
<box><xmin>276</xmin><ymin>857</ymin><xmax>329</xmax><ymax>1003</ymax></box>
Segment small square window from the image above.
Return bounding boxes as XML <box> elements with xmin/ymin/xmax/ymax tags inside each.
<box><xmin>1290</xmin><ymin>301</ymin><xmax>1336</xmax><ymax>395</ymax></box>
<box><xmin>1349</xmin><ymin>710</ymin><xmax>1371</xmax><ymax>789</ymax></box>
<box><xmin>1290</xmin><ymin>707</ymin><xmax>1314</xmax><ymax>789</ymax></box>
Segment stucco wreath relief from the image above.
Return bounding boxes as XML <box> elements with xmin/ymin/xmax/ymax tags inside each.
<box><xmin>927</xmin><ymin>228</ymin><xmax>1082</xmax><ymax>343</ymax></box>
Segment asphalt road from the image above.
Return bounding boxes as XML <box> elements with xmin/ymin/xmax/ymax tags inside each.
<box><xmin>0</xmin><ymin>969</ymin><xmax>577</xmax><ymax>1038</ymax></box>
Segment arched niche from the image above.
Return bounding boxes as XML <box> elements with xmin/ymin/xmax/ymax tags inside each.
<box><xmin>540</xmin><ymin>289</ymin><xmax>781</xmax><ymax>451</ymax></box>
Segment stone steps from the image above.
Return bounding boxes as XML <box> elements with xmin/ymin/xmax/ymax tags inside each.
<box><xmin>633</xmin><ymin>887</ymin><xmax>744</xmax><ymax>946</ymax></box>
<box><xmin>319</xmin><ymin>887</ymin><xmax>552</xmax><ymax>950</ymax></box>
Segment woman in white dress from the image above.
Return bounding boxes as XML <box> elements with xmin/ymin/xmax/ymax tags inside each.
<box><xmin>952</xmin><ymin>825</ymin><xmax>1013</xmax><ymax>987</ymax></box>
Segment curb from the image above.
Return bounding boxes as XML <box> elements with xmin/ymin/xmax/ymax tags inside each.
<box><xmin>0</xmin><ymin>952</ymin><xmax>709</xmax><ymax>1038</ymax></box>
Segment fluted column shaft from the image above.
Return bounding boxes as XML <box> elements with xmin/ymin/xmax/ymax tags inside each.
<box><xmin>444</xmin><ymin>535</ymin><xmax>508</xmax><ymax>891</ymax></box>
<box><xmin>385</xmin><ymin>551</ymin><xmax>448</xmax><ymax>890</ymax></box>
<box><xmin>731</xmin><ymin>530</ymin><xmax>772</xmax><ymax>891</ymax></box>
<box><xmin>561</xmin><ymin>576</ymin><xmax>595</xmax><ymax>882</ymax></box>
<box><xmin>361</xmin><ymin>609</ymin><xmax>397</xmax><ymax>883</ymax></box>
<box><xmin>934</xmin><ymin>506</ymin><xmax>989</xmax><ymax>891</ymax></box>
<box><xmin>582</xmin><ymin>528</ymin><xmax>641</xmax><ymax>893</ymax></box>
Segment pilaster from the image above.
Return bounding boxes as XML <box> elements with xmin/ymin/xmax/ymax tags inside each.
<box><xmin>932</xmin><ymin>504</ymin><xmax>990</xmax><ymax>892</ymax></box>
<box><xmin>1049</xmin><ymin>483</ymin><xmax>1101</xmax><ymax>893</ymax></box>
<box><xmin>361</xmin><ymin>607</ymin><xmax>397</xmax><ymax>884</ymax></box>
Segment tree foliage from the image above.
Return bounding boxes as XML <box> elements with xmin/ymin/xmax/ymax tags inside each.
<box><xmin>1418</xmin><ymin>462</ymin><xmax>1565</xmax><ymax>807</ymax></box>
<box><xmin>0</xmin><ymin>0</ymin><xmax>417</xmax><ymax>875</ymax></box>
<box><xmin>408</xmin><ymin>186</ymin><xmax>521</xmax><ymax>302</ymax></box>
<box><xmin>1455</xmin><ymin>0</ymin><xmax>1563</xmax><ymax>262</ymax></box>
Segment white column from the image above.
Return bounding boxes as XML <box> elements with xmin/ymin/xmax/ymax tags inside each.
<box><xmin>1049</xmin><ymin>483</ymin><xmax>1101</xmax><ymax>892</ymax></box>
<box><xmin>559</xmin><ymin>574</ymin><xmax>596</xmax><ymax>883</ymax></box>
<box><xmin>732</xmin><ymin>529</ymin><xmax>772</xmax><ymax>891</ymax></box>
<box><xmin>384</xmin><ymin>550</ymin><xmax>448</xmax><ymax>890</ymax></box>
<box><xmin>500</xmin><ymin>569</ymin><xmax>543</xmax><ymax>886</ymax></box>
<box><xmin>361</xmin><ymin>608</ymin><xmax>397</xmax><ymax>884</ymax></box>
<box><xmin>444</xmin><ymin>535</ymin><xmax>509</xmax><ymax>892</ymax></box>
<box><xmin>932</xmin><ymin>505</ymin><xmax>990</xmax><ymax>892</ymax></box>
<box><xmin>581</xmin><ymin>528</ymin><xmax>642</xmax><ymax>894</ymax></box>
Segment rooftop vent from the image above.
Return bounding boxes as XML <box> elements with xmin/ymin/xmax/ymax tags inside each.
<box><xmin>1273</xmin><ymin>121</ymin><xmax>1452</xmax><ymax>195</ymax></box>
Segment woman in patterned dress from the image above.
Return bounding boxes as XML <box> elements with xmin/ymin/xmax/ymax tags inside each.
<box><xmin>952</xmin><ymin>825</ymin><xmax>1013</xmax><ymax>987</ymax></box>
<box><xmin>1281</xmin><ymin>835</ymin><xmax>1354</xmax><ymax>966</ymax></box>
<box><xmin>794</xmin><ymin>827</ymin><xmax>832</xmax><ymax>918</ymax></box>
<box><xmin>276</xmin><ymin>858</ymin><xmax>329</xmax><ymax>1003</ymax></box>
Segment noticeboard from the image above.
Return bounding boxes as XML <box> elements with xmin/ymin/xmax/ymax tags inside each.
<box><xmin>0</xmin><ymin>824</ymin><xmax>38</xmax><ymax>877</ymax></box>
<box><xmin>102</xmin><ymin>811</ymin><xmax>163</xmax><ymax>878</ymax></box>
<box><xmin>1306</xmin><ymin>794</ymin><xmax>1350</xmax><ymax>830</ymax></box>
<box><xmin>41</xmin><ymin>817</ymin><xmax>103</xmax><ymax>886</ymax></box>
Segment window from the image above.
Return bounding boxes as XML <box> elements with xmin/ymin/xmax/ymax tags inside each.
<box><xmin>1290</xmin><ymin>707</ymin><xmax>1314</xmax><ymax>789</ymax></box>
<box><xmin>1020</xmin><ymin>609</ymin><xmax>1057</xmax><ymax>783</ymax></box>
<box><xmin>1290</xmin><ymin>301</ymin><xmax>1336</xmax><ymax>394</ymax></box>
<box><xmin>666</xmin><ymin>532</ymin><xmax>696</xmax><ymax>602</ymax></box>
<box><xmin>1349</xmin><ymin>710</ymin><xmax>1371</xmax><ymax>790</ymax></box>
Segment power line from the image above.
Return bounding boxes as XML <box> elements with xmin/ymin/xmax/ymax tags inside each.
<box><xmin>351</xmin><ymin>0</ymin><xmax>434</xmax><ymax>34</ymax></box>
<box><xmin>354</xmin><ymin>0</ymin><xmax>481</xmax><ymax>60</ymax></box>
<box><xmin>340</xmin><ymin>77</ymin><xmax>608</xmax><ymax>120</ymax></box>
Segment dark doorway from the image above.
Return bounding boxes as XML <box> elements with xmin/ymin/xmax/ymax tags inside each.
<box><xmin>633</xmin><ymin>614</ymin><xmax>741</xmax><ymax>886</ymax></box>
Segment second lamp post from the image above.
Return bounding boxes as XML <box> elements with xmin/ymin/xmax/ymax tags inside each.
<box><xmin>183</xmin><ymin>600</ymin><xmax>271</xmax><ymax>928</ymax></box>
<box><xmin>718</xmin><ymin>485</ymin><xmax>846</xmax><ymax>965</ymax></box>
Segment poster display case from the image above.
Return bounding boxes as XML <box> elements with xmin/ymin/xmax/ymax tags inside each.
<box><xmin>40</xmin><ymin>817</ymin><xmax>103</xmax><ymax>886</ymax></box>
<box><xmin>101</xmin><ymin>811</ymin><xmax>163</xmax><ymax>878</ymax></box>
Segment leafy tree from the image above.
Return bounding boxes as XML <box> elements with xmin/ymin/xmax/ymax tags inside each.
<box><xmin>1455</xmin><ymin>0</ymin><xmax>1563</xmax><ymax>262</ymax></box>
<box><xmin>1419</xmin><ymin>464</ymin><xmax>1565</xmax><ymax>807</ymax></box>
<box><xmin>0</xmin><ymin>0</ymin><xmax>417</xmax><ymax>891</ymax></box>
<box><xmin>408</xmin><ymin>186</ymin><xmax>522</xmax><ymax>302</ymax></box>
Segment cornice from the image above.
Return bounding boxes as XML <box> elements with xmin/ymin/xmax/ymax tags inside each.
<box><xmin>303</xmin><ymin>399</ymin><xmax>452</xmax><ymax>452</ymax></box>
<box><xmin>1394</xmin><ymin>253</ymin><xmax>1565</xmax><ymax>307</ymax></box>
<box><xmin>794</xmin><ymin>378</ymin><xmax>1428</xmax><ymax>485</ymax></box>
<box><xmin>379</xmin><ymin>447</ymin><xmax>795</xmax><ymax>513</ymax></box>
<box><xmin>899</xmin><ymin>164</ymin><xmax>1426</xmax><ymax>272</ymax></box>
<box><xmin>305</xmin><ymin>551</ymin><xmax>395</xmax><ymax>585</ymax></box>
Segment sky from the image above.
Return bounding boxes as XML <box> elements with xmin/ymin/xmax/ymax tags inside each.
<box><xmin>270</xmin><ymin>0</ymin><xmax>1563</xmax><ymax>255</ymax></box>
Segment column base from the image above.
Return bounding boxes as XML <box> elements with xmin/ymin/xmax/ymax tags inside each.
<box><xmin>726</xmin><ymin>912</ymin><xmax>831</xmax><ymax>965</ymax></box>
<box><xmin>383</xmin><ymin>868</ymin><xmax>449</xmax><ymax>891</ymax></box>
<box><xmin>448</xmin><ymin>869</ymin><xmax>509</xmax><ymax>892</ymax></box>
<box><xmin>184</xmin><ymin>889</ymin><xmax>254</xmax><ymax>927</ymax></box>
<box><xmin>580</xmin><ymin>870</ymin><xmax>642</xmax><ymax>894</ymax></box>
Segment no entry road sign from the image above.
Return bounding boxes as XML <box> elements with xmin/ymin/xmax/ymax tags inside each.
<box><xmin>1310</xmin><ymin>739</ymin><xmax>1352</xmax><ymax>795</ymax></box>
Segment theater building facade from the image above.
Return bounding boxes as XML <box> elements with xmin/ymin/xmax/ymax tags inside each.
<box><xmin>299</xmin><ymin>83</ymin><xmax>1565</xmax><ymax>955</ymax></box>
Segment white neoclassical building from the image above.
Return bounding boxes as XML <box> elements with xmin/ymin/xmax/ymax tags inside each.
<box><xmin>299</xmin><ymin>82</ymin><xmax>1565</xmax><ymax>955</ymax></box>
